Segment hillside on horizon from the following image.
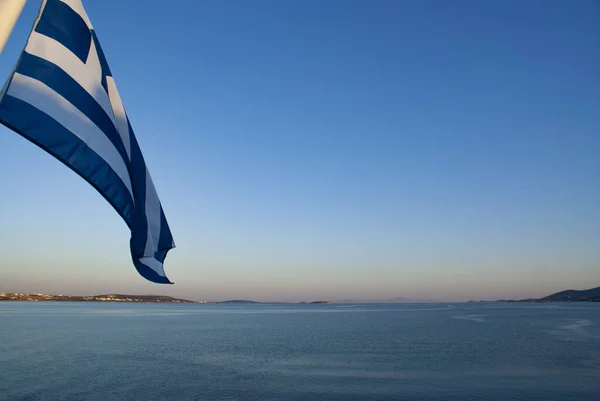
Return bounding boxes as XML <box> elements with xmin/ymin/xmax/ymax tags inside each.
<box><xmin>531</xmin><ymin>286</ymin><xmax>600</xmax><ymax>302</ymax></box>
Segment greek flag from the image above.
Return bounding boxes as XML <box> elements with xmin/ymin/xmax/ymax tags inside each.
<box><xmin>0</xmin><ymin>0</ymin><xmax>175</xmax><ymax>283</ymax></box>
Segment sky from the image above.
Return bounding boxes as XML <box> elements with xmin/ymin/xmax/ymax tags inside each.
<box><xmin>0</xmin><ymin>0</ymin><xmax>598</xmax><ymax>302</ymax></box>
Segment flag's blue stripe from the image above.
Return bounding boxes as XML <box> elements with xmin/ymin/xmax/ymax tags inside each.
<box><xmin>154</xmin><ymin>249</ymin><xmax>168</xmax><ymax>264</ymax></box>
<box><xmin>127</xmin><ymin>130</ymin><xmax>150</xmax><ymax>259</ymax></box>
<box><xmin>132</xmin><ymin>258</ymin><xmax>172</xmax><ymax>284</ymax></box>
<box><xmin>90</xmin><ymin>31</ymin><xmax>112</xmax><ymax>93</ymax></box>
<box><xmin>35</xmin><ymin>0</ymin><xmax>91</xmax><ymax>64</ymax></box>
<box><xmin>0</xmin><ymin>95</ymin><xmax>135</xmax><ymax>226</ymax></box>
<box><xmin>158</xmin><ymin>207</ymin><xmax>174</xmax><ymax>249</ymax></box>
<box><xmin>16</xmin><ymin>53</ymin><xmax>130</xmax><ymax>168</ymax></box>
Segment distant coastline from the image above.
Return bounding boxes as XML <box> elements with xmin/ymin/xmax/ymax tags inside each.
<box><xmin>470</xmin><ymin>286</ymin><xmax>600</xmax><ymax>303</ymax></box>
<box><xmin>2</xmin><ymin>287</ymin><xmax>598</xmax><ymax>304</ymax></box>
<box><xmin>0</xmin><ymin>293</ymin><xmax>201</xmax><ymax>303</ymax></box>
<box><xmin>0</xmin><ymin>292</ymin><xmax>331</xmax><ymax>305</ymax></box>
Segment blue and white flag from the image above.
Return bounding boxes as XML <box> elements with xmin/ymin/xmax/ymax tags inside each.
<box><xmin>0</xmin><ymin>0</ymin><xmax>175</xmax><ymax>283</ymax></box>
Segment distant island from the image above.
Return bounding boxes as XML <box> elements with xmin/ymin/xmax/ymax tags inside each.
<box><xmin>0</xmin><ymin>293</ymin><xmax>200</xmax><ymax>303</ymax></box>
<box><xmin>299</xmin><ymin>301</ymin><xmax>331</xmax><ymax>304</ymax></box>
<box><xmin>221</xmin><ymin>300</ymin><xmax>330</xmax><ymax>304</ymax></box>
<box><xmin>467</xmin><ymin>286</ymin><xmax>600</xmax><ymax>303</ymax></box>
<box><xmin>219</xmin><ymin>300</ymin><xmax>261</xmax><ymax>304</ymax></box>
<box><xmin>514</xmin><ymin>286</ymin><xmax>600</xmax><ymax>303</ymax></box>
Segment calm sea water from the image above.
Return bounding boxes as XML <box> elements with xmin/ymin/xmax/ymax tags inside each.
<box><xmin>1</xmin><ymin>302</ymin><xmax>599</xmax><ymax>401</ymax></box>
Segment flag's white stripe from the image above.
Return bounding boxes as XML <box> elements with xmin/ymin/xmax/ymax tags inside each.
<box><xmin>8</xmin><ymin>73</ymin><xmax>134</xmax><ymax>198</ymax></box>
<box><xmin>139</xmin><ymin>256</ymin><xmax>166</xmax><ymax>277</ymax></box>
<box><xmin>106</xmin><ymin>77</ymin><xmax>131</xmax><ymax>159</ymax></box>
<box><xmin>59</xmin><ymin>0</ymin><xmax>92</xmax><ymax>29</ymax></box>
<box><xmin>25</xmin><ymin>32</ymin><xmax>116</xmax><ymax>128</ymax></box>
<box><xmin>144</xmin><ymin>168</ymin><xmax>162</xmax><ymax>257</ymax></box>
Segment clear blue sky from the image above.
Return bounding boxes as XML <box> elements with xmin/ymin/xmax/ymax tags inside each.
<box><xmin>0</xmin><ymin>0</ymin><xmax>598</xmax><ymax>302</ymax></box>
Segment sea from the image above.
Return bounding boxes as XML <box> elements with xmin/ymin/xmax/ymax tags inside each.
<box><xmin>1</xmin><ymin>302</ymin><xmax>599</xmax><ymax>401</ymax></box>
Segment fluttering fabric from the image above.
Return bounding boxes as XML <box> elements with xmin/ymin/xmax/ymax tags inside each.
<box><xmin>0</xmin><ymin>0</ymin><xmax>175</xmax><ymax>283</ymax></box>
